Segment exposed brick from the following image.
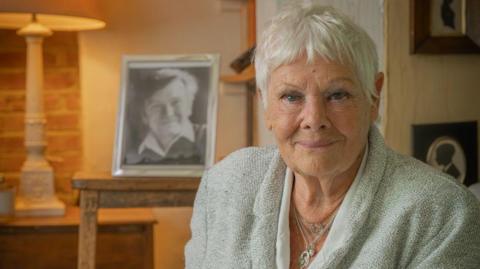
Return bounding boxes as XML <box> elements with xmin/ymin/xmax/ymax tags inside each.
<box><xmin>0</xmin><ymin>30</ymin><xmax>26</xmax><ymax>48</ymax></box>
<box><xmin>55</xmin><ymin>171</ymin><xmax>74</xmax><ymax>193</ymax></box>
<box><xmin>54</xmin><ymin>171</ymin><xmax>72</xmax><ymax>180</ymax></box>
<box><xmin>50</xmin><ymin>154</ymin><xmax>82</xmax><ymax>173</ymax></box>
<box><xmin>1</xmin><ymin>173</ymin><xmax>20</xmax><ymax>188</ymax></box>
<box><xmin>43</xmin><ymin>51</ymin><xmax>58</xmax><ymax>68</ymax></box>
<box><xmin>65</xmin><ymin>50</ymin><xmax>79</xmax><ymax>67</ymax></box>
<box><xmin>46</xmin><ymin>114</ymin><xmax>79</xmax><ymax>130</ymax></box>
<box><xmin>0</xmin><ymin>72</ymin><xmax>26</xmax><ymax>90</ymax></box>
<box><xmin>0</xmin><ymin>94</ymin><xmax>25</xmax><ymax>112</ymax></box>
<box><xmin>44</xmin><ymin>32</ymin><xmax>78</xmax><ymax>47</ymax></box>
<box><xmin>44</xmin><ymin>71</ymin><xmax>77</xmax><ymax>90</ymax></box>
<box><xmin>0</xmin><ymin>154</ymin><xmax>25</xmax><ymax>172</ymax></box>
<box><xmin>0</xmin><ymin>114</ymin><xmax>25</xmax><ymax>132</ymax></box>
<box><xmin>46</xmin><ymin>133</ymin><xmax>81</xmax><ymax>152</ymax></box>
<box><xmin>44</xmin><ymin>94</ymin><xmax>63</xmax><ymax>111</ymax></box>
<box><xmin>45</xmin><ymin>92</ymin><xmax>82</xmax><ymax>112</ymax></box>
<box><xmin>0</xmin><ymin>51</ymin><xmax>74</xmax><ymax>70</ymax></box>
<box><xmin>43</xmin><ymin>48</ymin><xmax>78</xmax><ymax>68</ymax></box>
<box><xmin>0</xmin><ymin>136</ymin><xmax>24</xmax><ymax>153</ymax></box>
<box><xmin>6</xmin><ymin>94</ymin><xmax>25</xmax><ymax>112</ymax></box>
<box><xmin>65</xmin><ymin>93</ymin><xmax>81</xmax><ymax>110</ymax></box>
<box><xmin>0</xmin><ymin>97</ymin><xmax>6</xmax><ymax>111</ymax></box>
<box><xmin>0</xmin><ymin>52</ymin><xmax>26</xmax><ymax>68</ymax></box>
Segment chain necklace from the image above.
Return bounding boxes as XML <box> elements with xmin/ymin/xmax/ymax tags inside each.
<box><xmin>293</xmin><ymin>205</ymin><xmax>338</xmax><ymax>269</ymax></box>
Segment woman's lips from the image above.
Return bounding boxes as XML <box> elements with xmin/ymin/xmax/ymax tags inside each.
<box><xmin>295</xmin><ymin>139</ymin><xmax>337</xmax><ymax>149</ymax></box>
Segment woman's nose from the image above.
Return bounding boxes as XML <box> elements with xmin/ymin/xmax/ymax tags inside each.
<box><xmin>300</xmin><ymin>97</ymin><xmax>331</xmax><ymax>130</ymax></box>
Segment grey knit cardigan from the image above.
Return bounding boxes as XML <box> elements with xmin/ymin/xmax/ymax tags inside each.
<box><xmin>185</xmin><ymin>127</ymin><xmax>480</xmax><ymax>268</ymax></box>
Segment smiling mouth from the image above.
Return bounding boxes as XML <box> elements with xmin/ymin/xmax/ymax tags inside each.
<box><xmin>296</xmin><ymin>139</ymin><xmax>337</xmax><ymax>149</ymax></box>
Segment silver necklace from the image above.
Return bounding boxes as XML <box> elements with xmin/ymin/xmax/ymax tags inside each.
<box><xmin>293</xmin><ymin>206</ymin><xmax>337</xmax><ymax>269</ymax></box>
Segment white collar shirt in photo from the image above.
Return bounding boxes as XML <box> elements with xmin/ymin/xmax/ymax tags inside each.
<box><xmin>275</xmin><ymin>144</ymin><xmax>369</xmax><ymax>269</ymax></box>
<box><xmin>138</xmin><ymin>120</ymin><xmax>195</xmax><ymax>157</ymax></box>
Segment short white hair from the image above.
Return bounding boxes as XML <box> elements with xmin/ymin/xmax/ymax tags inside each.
<box><xmin>254</xmin><ymin>3</ymin><xmax>379</xmax><ymax>108</ymax></box>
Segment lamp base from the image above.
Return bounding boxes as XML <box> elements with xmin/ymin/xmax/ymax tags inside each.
<box><xmin>15</xmin><ymin>160</ymin><xmax>65</xmax><ymax>217</ymax></box>
<box><xmin>15</xmin><ymin>196</ymin><xmax>65</xmax><ymax>217</ymax></box>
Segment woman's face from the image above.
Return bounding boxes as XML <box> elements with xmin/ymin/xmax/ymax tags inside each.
<box><xmin>265</xmin><ymin>56</ymin><xmax>381</xmax><ymax>180</ymax></box>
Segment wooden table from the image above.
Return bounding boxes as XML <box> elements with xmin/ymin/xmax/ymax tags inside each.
<box><xmin>0</xmin><ymin>207</ymin><xmax>156</xmax><ymax>269</ymax></box>
<box><xmin>72</xmin><ymin>172</ymin><xmax>200</xmax><ymax>269</ymax></box>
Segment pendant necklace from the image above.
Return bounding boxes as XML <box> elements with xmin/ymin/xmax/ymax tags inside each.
<box><xmin>293</xmin><ymin>205</ymin><xmax>338</xmax><ymax>269</ymax></box>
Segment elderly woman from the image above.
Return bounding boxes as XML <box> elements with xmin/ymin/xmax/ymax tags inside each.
<box><xmin>185</xmin><ymin>3</ymin><xmax>480</xmax><ymax>269</ymax></box>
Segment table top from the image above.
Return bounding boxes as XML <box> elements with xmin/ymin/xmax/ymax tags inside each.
<box><xmin>72</xmin><ymin>171</ymin><xmax>201</xmax><ymax>191</ymax></box>
<box><xmin>0</xmin><ymin>207</ymin><xmax>156</xmax><ymax>227</ymax></box>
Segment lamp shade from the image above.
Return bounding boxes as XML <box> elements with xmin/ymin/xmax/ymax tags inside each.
<box><xmin>0</xmin><ymin>0</ymin><xmax>105</xmax><ymax>31</ymax></box>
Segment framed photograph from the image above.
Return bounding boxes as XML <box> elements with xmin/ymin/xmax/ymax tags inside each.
<box><xmin>112</xmin><ymin>54</ymin><xmax>219</xmax><ymax>177</ymax></box>
<box><xmin>410</xmin><ymin>0</ymin><xmax>480</xmax><ymax>53</ymax></box>
<box><xmin>412</xmin><ymin>121</ymin><xmax>478</xmax><ymax>186</ymax></box>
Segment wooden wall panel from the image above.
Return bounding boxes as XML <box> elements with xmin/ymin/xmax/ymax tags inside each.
<box><xmin>384</xmin><ymin>0</ymin><xmax>480</xmax><ymax>158</ymax></box>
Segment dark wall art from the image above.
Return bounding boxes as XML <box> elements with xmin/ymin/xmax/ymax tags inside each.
<box><xmin>412</xmin><ymin>121</ymin><xmax>478</xmax><ymax>186</ymax></box>
<box><xmin>411</xmin><ymin>0</ymin><xmax>480</xmax><ymax>54</ymax></box>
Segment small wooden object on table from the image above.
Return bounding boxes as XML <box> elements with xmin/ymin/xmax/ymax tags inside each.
<box><xmin>72</xmin><ymin>171</ymin><xmax>200</xmax><ymax>269</ymax></box>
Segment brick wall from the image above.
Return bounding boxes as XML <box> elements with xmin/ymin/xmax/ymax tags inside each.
<box><xmin>0</xmin><ymin>30</ymin><xmax>82</xmax><ymax>205</ymax></box>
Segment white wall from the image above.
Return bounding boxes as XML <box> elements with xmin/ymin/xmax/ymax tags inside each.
<box><xmin>79</xmin><ymin>0</ymin><xmax>247</xmax><ymax>172</ymax></box>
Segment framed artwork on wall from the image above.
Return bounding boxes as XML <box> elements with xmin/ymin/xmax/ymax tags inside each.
<box><xmin>410</xmin><ymin>0</ymin><xmax>480</xmax><ymax>54</ymax></box>
<box><xmin>412</xmin><ymin>121</ymin><xmax>478</xmax><ymax>186</ymax></box>
<box><xmin>112</xmin><ymin>54</ymin><xmax>219</xmax><ymax>177</ymax></box>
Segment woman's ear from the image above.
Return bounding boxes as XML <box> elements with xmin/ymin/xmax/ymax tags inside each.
<box><xmin>374</xmin><ymin>72</ymin><xmax>384</xmax><ymax>99</ymax></box>
<box><xmin>370</xmin><ymin>72</ymin><xmax>384</xmax><ymax>121</ymax></box>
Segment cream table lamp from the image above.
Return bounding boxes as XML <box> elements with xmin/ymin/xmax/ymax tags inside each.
<box><xmin>0</xmin><ymin>0</ymin><xmax>105</xmax><ymax>216</ymax></box>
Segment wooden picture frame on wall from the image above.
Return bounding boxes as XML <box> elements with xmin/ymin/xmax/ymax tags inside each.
<box><xmin>410</xmin><ymin>0</ymin><xmax>480</xmax><ymax>54</ymax></box>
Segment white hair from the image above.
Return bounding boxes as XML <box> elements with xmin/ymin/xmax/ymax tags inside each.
<box><xmin>254</xmin><ymin>3</ymin><xmax>379</xmax><ymax>108</ymax></box>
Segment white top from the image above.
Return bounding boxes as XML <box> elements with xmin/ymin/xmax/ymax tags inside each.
<box><xmin>468</xmin><ymin>182</ymin><xmax>480</xmax><ymax>201</ymax></box>
<box><xmin>138</xmin><ymin>120</ymin><xmax>195</xmax><ymax>157</ymax></box>
<box><xmin>275</xmin><ymin>145</ymin><xmax>369</xmax><ymax>269</ymax></box>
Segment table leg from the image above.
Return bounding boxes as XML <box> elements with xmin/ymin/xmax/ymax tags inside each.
<box><xmin>78</xmin><ymin>190</ymin><xmax>99</xmax><ymax>269</ymax></box>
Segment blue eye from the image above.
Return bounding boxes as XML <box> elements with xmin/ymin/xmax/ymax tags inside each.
<box><xmin>282</xmin><ymin>94</ymin><xmax>303</xmax><ymax>103</ymax></box>
<box><xmin>327</xmin><ymin>90</ymin><xmax>350</xmax><ymax>101</ymax></box>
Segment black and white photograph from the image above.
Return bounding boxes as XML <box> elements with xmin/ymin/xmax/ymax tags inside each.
<box><xmin>412</xmin><ymin>121</ymin><xmax>478</xmax><ymax>186</ymax></box>
<box><xmin>112</xmin><ymin>54</ymin><xmax>219</xmax><ymax>177</ymax></box>
<box><xmin>426</xmin><ymin>136</ymin><xmax>466</xmax><ymax>183</ymax></box>
<box><xmin>430</xmin><ymin>0</ymin><xmax>466</xmax><ymax>37</ymax></box>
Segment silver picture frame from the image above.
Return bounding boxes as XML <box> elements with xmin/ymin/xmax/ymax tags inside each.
<box><xmin>112</xmin><ymin>54</ymin><xmax>219</xmax><ymax>177</ymax></box>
